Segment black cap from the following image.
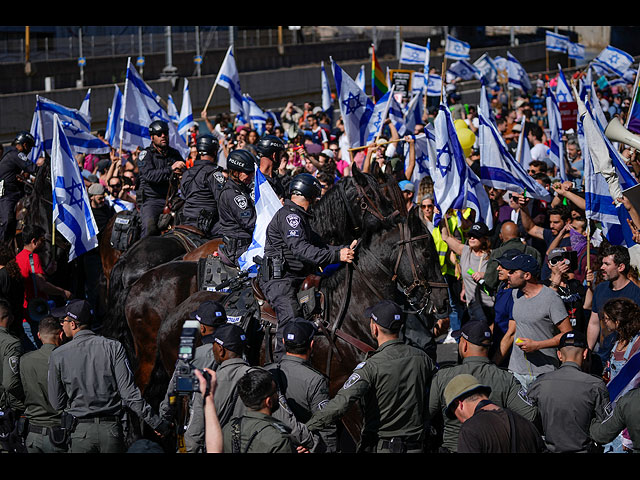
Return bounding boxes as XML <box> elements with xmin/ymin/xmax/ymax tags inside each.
<box><xmin>365</xmin><ymin>300</ymin><xmax>404</xmax><ymax>332</ymax></box>
<box><xmin>497</xmin><ymin>253</ymin><xmax>539</xmax><ymax>274</ymax></box>
<box><xmin>213</xmin><ymin>323</ymin><xmax>247</xmax><ymax>354</ymax></box>
<box><xmin>282</xmin><ymin>318</ymin><xmax>317</xmax><ymax>344</ymax></box>
<box><xmin>189</xmin><ymin>300</ymin><xmax>227</xmax><ymax>328</ymax></box>
<box><xmin>468</xmin><ymin>222</ymin><xmax>489</xmax><ymax>238</ymax></box>
<box><xmin>559</xmin><ymin>330</ymin><xmax>588</xmax><ymax>349</ymax></box>
<box><xmin>51</xmin><ymin>299</ymin><xmax>94</xmax><ymax>326</ymax></box>
<box><xmin>453</xmin><ymin>320</ymin><xmax>492</xmax><ymax>347</ymax></box>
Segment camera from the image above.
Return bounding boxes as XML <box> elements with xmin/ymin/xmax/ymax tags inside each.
<box><xmin>173</xmin><ymin>320</ymin><xmax>211</xmax><ymax>395</ymax></box>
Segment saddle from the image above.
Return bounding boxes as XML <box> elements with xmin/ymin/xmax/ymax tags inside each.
<box><xmin>164</xmin><ymin>224</ymin><xmax>210</xmax><ymax>252</ymax></box>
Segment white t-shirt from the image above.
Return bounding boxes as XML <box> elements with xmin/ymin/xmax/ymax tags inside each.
<box><xmin>530</xmin><ymin>143</ymin><xmax>554</xmax><ymax>169</ymax></box>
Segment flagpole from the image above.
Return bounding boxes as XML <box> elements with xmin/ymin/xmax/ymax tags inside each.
<box><xmin>348</xmin><ymin>137</ymin><xmax>403</xmax><ymax>153</ymax></box>
<box><xmin>203</xmin><ymin>81</ymin><xmax>218</xmax><ymax>114</ymax></box>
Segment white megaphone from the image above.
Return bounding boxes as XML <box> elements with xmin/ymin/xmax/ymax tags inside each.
<box><xmin>604</xmin><ymin>117</ymin><xmax>640</xmax><ymax>150</ymax></box>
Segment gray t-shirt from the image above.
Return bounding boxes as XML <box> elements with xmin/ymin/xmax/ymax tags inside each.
<box><xmin>508</xmin><ymin>285</ymin><xmax>568</xmax><ymax>377</ymax></box>
<box><xmin>460</xmin><ymin>245</ymin><xmax>494</xmax><ymax>307</ymax></box>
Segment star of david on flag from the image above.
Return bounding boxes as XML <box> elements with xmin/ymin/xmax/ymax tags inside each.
<box><xmin>50</xmin><ymin>114</ymin><xmax>99</xmax><ymax>262</ymax></box>
<box><xmin>444</xmin><ymin>35</ymin><xmax>470</xmax><ymax>60</ymax></box>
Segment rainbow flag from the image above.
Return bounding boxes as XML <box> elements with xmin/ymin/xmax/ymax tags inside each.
<box><xmin>627</xmin><ymin>83</ymin><xmax>640</xmax><ymax>135</ymax></box>
<box><xmin>371</xmin><ymin>44</ymin><xmax>388</xmax><ymax>103</ymax></box>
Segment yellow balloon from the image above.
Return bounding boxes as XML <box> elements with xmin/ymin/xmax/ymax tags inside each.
<box><xmin>454</xmin><ymin>119</ymin><xmax>469</xmax><ymax>131</ymax></box>
<box><xmin>457</xmin><ymin>128</ymin><xmax>476</xmax><ymax>156</ymax></box>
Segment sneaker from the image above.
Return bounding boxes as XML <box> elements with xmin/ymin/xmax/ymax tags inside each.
<box><xmin>443</xmin><ymin>330</ymin><xmax>457</xmax><ymax>344</ymax></box>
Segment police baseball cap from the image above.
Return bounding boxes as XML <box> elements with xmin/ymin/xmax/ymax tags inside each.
<box><xmin>282</xmin><ymin>318</ymin><xmax>317</xmax><ymax>345</ymax></box>
<box><xmin>213</xmin><ymin>323</ymin><xmax>247</xmax><ymax>354</ymax></box>
<box><xmin>364</xmin><ymin>300</ymin><xmax>404</xmax><ymax>332</ymax></box>
<box><xmin>453</xmin><ymin>320</ymin><xmax>492</xmax><ymax>347</ymax></box>
<box><xmin>51</xmin><ymin>299</ymin><xmax>94</xmax><ymax>326</ymax></box>
<box><xmin>497</xmin><ymin>252</ymin><xmax>539</xmax><ymax>274</ymax></box>
<box><xmin>468</xmin><ymin>222</ymin><xmax>490</xmax><ymax>238</ymax></box>
<box><xmin>559</xmin><ymin>330</ymin><xmax>588</xmax><ymax>349</ymax></box>
<box><xmin>189</xmin><ymin>300</ymin><xmax>227</xmax><ymax>328</ymax></box>
<box><xmin>443</xmin><ymin>374</ymin><xmax>492</xmax><ymax>419</ymax></box>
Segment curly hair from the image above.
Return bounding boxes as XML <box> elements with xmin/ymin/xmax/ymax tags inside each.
<box><xmin>602</xmin><ymin>297</ymin><xmax>640</xmax><ymax>344</ymax></box>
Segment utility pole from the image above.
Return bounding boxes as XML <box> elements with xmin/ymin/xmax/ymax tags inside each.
<box><xmin>25</xmin><ymin>26</ymin><xmax>32</xmax><ymax>76</ymax></box>
<box><xmin>78</xmin><ymin>26</ymin><xmax>85</xmax><ymax>88</ymax></box>
<box><xmin>161</xmin><ymin>26</ymin><xmax>178</xmax><ymax>87</ymax></box>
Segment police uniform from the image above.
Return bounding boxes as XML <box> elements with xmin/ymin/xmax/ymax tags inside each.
<box><xmin>428</xmin><ymin>321</ymin><xmax>538</xmax><ymax>453</ymax></box>
<box><xmin>306</xmin><ymin>301</ymin><xmax>436</xmax><ymax>453</ymax></box>
<box><xmin>137</xmin><ymin>143</ymin><xmax>184</xmax><ymax>237</ymax></box>
<box><xmin>216</xmin><ymin>177</ymin><xmax>255</xmax><ymax>265</ymax></box>
<box><xmin>222</xmin><ymin>410</ymin><xmax>297</xmax><ymax>453</ymax></box>
<box><xmin>590</xmin><ymin>386</ymin><xmax>640</xmax><ymax>452</ymax></box>
<box><xmin>0</xmin><ymin>324</ymin><xmax>24</xmax><ymax>452</ymax></box>
<box><xmin>179</xmin><ymin>158</ymin><xmax>226</xmax><ymax>237</ymax></box>
<box><xmin>19</xmin><ymin>343</ymin><xmax>67</xmax><ymax>453</ymax></box>
<box><xmin>47</xmin><ymin>300</ymin><xmax>167</xmax><ymax>453</ymax></box>
<box><xmin>526</xmin><ymin>331</ymin><xmax>611</xmax><ymax>453</ymax></box>
<box><xmin>0</xmin><ymin>146</ymin><xmax>39</xmax><ymax>243</ymax></box>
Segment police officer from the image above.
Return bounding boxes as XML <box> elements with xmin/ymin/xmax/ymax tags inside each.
<box><xmin>526</xmin><ymin>330</ymin><xmax>610</xmax><ymax>453</ymax></box>
<box><xmin>222</xmin><ymin>368</ymin><xmax>297</xmax><ymax>453</ymax></box>
<box><xmin>255</xmin><ymin>134</ymin><xmax>287</xmax><ymax>199</ymax></box>
<box><xmin>216</xmin><ymin>149</ymin><xmax>256</xmax><ymax>266</ymax></box>
<box><xmin>137</xmin><ymin>120</ymin><xmax>186</xmax><ymax>237</ymax></box>
<box><xmin>265</xmin><ymin>318</ymin><xmax>337</xmax><ymax>452</ymax></box>
<box><xmin>19</xmin><ymin>316</ymin><xmax>67</xmax><ymax>453</ymax></box>
<box><xmin>0</xmin><ymin>299</ymin><xmax>25</xmax><ymax>452</ymax></box>
<box><xmin>428</xmin><ymin>319</ymin><xmax>538</xmax><ymax>453</ymax></box>
<box><xmin>306</xmin><ymin>300</ymin><xmax>437</xmax><ymax>453</ymax></box>
<box><xmin>260</xmin><ymin>173</ymin><xmax>356</xmax><ymax>361</ymax></box>
<box><xmin>159</xmin><ymin>300</ymin><xmax>228</xmax><ymax>453</ymax></box>
<box><xmin>590</xmin><ymin>385</ymin><xmax>640</xmax><ymax>452</ymax></box>
<box><xmin>179</xmin><ymin>134</ymin><xmax>226</xmax><ymax>238</ymax></box>
<box><xmin>0</xmin><ymin>132</ymin><xmax>44</xmax><ymax>244</ymax></box>
<box><xmin>47</xmin><ymin>300</ymin><xmax>170</xmax><ymax>453</ymax></box>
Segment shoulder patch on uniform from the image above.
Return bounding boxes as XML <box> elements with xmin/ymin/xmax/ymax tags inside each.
<box><xmin>234</xmin><ymin>195</ymin><xmax>248</xmax><ymax>210</ymax></box>
<box><xmin>138</xmin><ymin>150</ymin><xmax>148</xmax><ymax>162</ymax></box>
<box><xmin>286</xmin><ymin>214</ymin><xmax>300</xmax><ymax>228</ymax></box>
<box><xmin>271</xmin><ymin>422</ymin><xmax>289</xmax><ymax>434</ymax></box>
<box><xmin>517</xmin><ymin>387</ymin><xmax>534</xmax><ymax>407</ymax></box>
<box><xmin>603</xmin><ymin>401</ymin><xmax>614</xmax><ymax>419</ymax></box>
<box><xmin>18</xmin><ymin>152</ymin><xmax>28</xmax><ymax>162</ymax></box>
<box><xmin>287</xmin><ymin>229</ymin><xmax>300</xmax><ymax>238</ymax></box>
<box><xmin>277</xmin><ymin>394</ymin><xmax>293</xmax><ymax>415</ymax></box>
<box><xmin>213</xmin><ymin>171</ymin><xmax>225</xmax><ymax>184</ymax></box>
<box><xmin>354</xmin><ymin>361</ymin><xmax>366</xmax><ymax>370</ymax></box>
<box><xmin>343</xmin><ymin>372</ymin><xmax>360</xmax><ymax>389</ymax></box>
<box><xmin>8</xmin><ymin>355</ymin><xmax>19</xmax><ymax>375</ymax></box>
<box><xmin>317</xmin><ymin>399</ymin><xmax>329</xmax><ymax>410</ymax></box>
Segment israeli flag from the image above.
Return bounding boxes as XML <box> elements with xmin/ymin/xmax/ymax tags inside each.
<box><xmin>167</xmin><ymin>94</ymin><xmax>180</xmax><ymax>125</ymax></box>
<box><xmin>464</xmin><ymin>166</ymin><xmax>494</xmax><ymax>229</ymax></box>
<box><xmin>429</xmin><ymin>102</ymin><xmax>467</xmax><ymax>224</ymax></box>
<box><xmin>555</xmin><ymin>64</ymin><xmax>574</xmax><ymax>103</ymax></box>
<box><xmin>214</xmin><ymin>45</ymin><xmax>243</xmax><ymax>114</ymax></box>
<box><xmin>448</xmin><ymin>59</ymin><xmax>481</xmax><ymax>81</ymax></box>
<box><xmin>400</xmin><ymin>41</ymin><xmax>428</xmax><ymax>65</ymax></box>
<box><xmin>545</xmin><ymin>31</ymin><xmax>569</xmax><ymax>53</ymax></box>
<box><xmin>404</xmin><ymin>127</ymin><xmax>435</xmax><ymax>188</ymax></box>
<box><xmin>365</xmin><ymin>86</ymin><xmax>395</xmax><ymax>144</ymax></box>
<box><xmin>593</xmin><ymin>45</ymin><xmax>634</xmax><ymax>78</ymax></box>
<box><xmin>238</xmin><ymin>167</ymin><xmax>282</xmax><ymax>275</ymax></box>
<box><xmin>388</xmin><ymin>93</ymin><xmax>407</xmax><ymax>136</ymax></box>
<box><xmin>568</xmin><ymin>42</ymin><xmax>585</xmax><ymax>61</ymax></box>
<box><xmin>178</xmin><ymin>78</ymin><xmax>195</xmax><ymax>141</ymax></box>
<box><xmin>321</xmin><ymin>61</ymin><xmax>333</xmax><ymax>112</ymax></box>
<box><xmin>331</xmin><ymin>58</ymin><xmax>375</xmax><ymax>149</ymax></box>
<box><xmin>356</xmin><ymin>65</ymin><xmax>366</xmax><ymax>92</ymax></box>
<box><xmin>423</xmin><ymin>38</ymin><xmax>431</xmax><ymax>77</ymax></box>
<box><xmin>474</xmin><ymin>53</ymin><xmax>498</xmax><ymax>88</ymax></box>
<box><xmin>516</xmin><ymin>117</ymin><xmax>533</xmax><ymax>168</ymax></box>
<box><xmin>79</xmin><ymin>89</ymin><xmax>91</xmax><ymax>125</ymax></box>
<box><xmin>546</xmin><ymin>89</ymin><xmax>567</xmax><ymax>181</ymax></box>
<box><xmin>50</xmin><ymin>114</ymin><xmax>99</xmax><ymax>262</ymax></box>
<box><xmin>426</xmin><ymin>74</ymin><xmax>442</xmax><ymax>97</ymax></box>
<box><xmin>120</xmin><ymin>58</ymin><xmax>189</xmax><ymax>158</ymax></box>
<box><xmin>403</xmin><ymin>91</ymin><xmax>424</xmax><ymax>136</ymax></box>
<box><xmin>412</xmin><ymin>72</ymin><xmax>426</xmax><ymax>97</ymax></box>
<box><xmin>31</xmin><ymin>95</ymin><xmax>110</xmax><ymax>162</ymax></box>
<box><xmin>444</xmin><ymin>35</ymin><xmax>470</xmax><ymax>60</ymax></box>
<box><xmin>104</xmin><ymin>85</ymin><xmax>123</xmax><ymax>148</ymax></box>
<box><xmin>507</xmin><ymin>52</ymin><xmax>531</xmax><ymax>92</ymax></box>
<box><xmin>243</xmin><ymin>94</ymin><xmax>269</xmax><ymax>136</ymax></box>
<box><xmin>478</xmin><ymin>87</ymin><xmax>553</xmax><ymax>202</ymax></box>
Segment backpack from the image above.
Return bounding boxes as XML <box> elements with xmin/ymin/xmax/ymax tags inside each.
<box><xmin>109</xmin><ymin>209</ymin><xmax>142</xmax><ymax>252</ymax></box>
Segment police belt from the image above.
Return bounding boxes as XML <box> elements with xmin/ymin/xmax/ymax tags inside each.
<box><xmin>378</xmin><ymin>437</ymin><xmax>423</xmax><ymax>452</ymax></box>
<box><xmin>75</xmin><ymin>415</ymin><xmax>120</xmax><ymax>424</ymax></box>
<box><xmin>28</xmin><ymin>424</ymin><xmax>54</xmax><ymax>435</ymax></box>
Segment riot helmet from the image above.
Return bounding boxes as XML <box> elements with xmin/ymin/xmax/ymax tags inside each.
<box><xmin>14</xmin><ymin>131</ymin><xmax>35</xmax><ymax>149</ymax></box>
<box><xmin>226</xmin><ymin>149</ymin><xmax>256</xmax><ymax>174</ymax></box>
<box><xmin>196</xmin><ymin>134</ymin><xmax>219</xmax><ymax>157</ymax></box>
<box><xmin>255</xmin><ymin>135</ymin><xmax>286</xmax><ymax>158</ymax></box>
<box><xmin>149</xmin><ymin>120</ymin><xmax>170</xmax><ymax>137</ymax></box>
<box><xmin>289</xmin><ymin>173</ymin><xmax>322</xmax><ymax>200</ymax></box>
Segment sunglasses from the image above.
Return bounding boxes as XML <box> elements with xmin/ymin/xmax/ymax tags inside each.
<box><xmin>421</xmin><ymin>204</ymin><xmax>434</xmax><ymax>209</ymax></box>
<box><xmin>153</xmin><ymin>131</ymin><xmax>169</xmax><ymax>137</ymax></box>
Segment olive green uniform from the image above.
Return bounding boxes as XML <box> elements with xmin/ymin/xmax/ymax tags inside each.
<box><xmin>20</xmin><ymin>343</ymin><xmax>67</xmax><ymax>453</ymax></box>
<box><xmin>222</xmin><ymin>411</ymin><xmax>297</xmax><ymax>453</ymax></box>
<box><xmin>429</xmin><ymin>356</ymin><xmax>538</xmax><ymax>452</ymax></box>
<box><xmin>306</xmin><ymin>339</ymin><xmax>436</xmax><ymax>453</ymax></box>
<box><xmin>0</xmin><ymin>325</ymin><xmax>24</xmax><ymax>452</ymax></box>
<box><xmin>590</xmin><ymin>387</ymin><xmax>640</xmax><ymax>453</ymax></box>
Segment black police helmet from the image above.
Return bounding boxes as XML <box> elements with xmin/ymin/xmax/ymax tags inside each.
<box><xmin>226</xmin><ymin>149</ymin><xmax>256</xmax><ymax>174</ymax></box>
<box><xmin>289</xmin><ymin>173</ymin><xmax>322</xmax><ymax>200</ymax></box>
<box><xmin>196</xmin><ymin>134</ymin><xmax>219</xmax><ymax>157</ymax></box>
<box><xmin>149</xmin><ymin>120</ymin><xmax>169</xmax><ymax>137</ymax></box>
<box><xmin>14</xmin><ymin>131</ymin><xmax>35</xmax><ymax>148</ymax></box>
<box><xmin>255</xmin><ymin>135</ymin><xmax>285</xmax><ymax>157</ymax></box>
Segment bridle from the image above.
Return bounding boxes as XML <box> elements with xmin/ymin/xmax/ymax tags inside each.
<box><xmin>337</xmin><ymin>177</ymin><xmax>400</xmax><ymax>235</ymax></box>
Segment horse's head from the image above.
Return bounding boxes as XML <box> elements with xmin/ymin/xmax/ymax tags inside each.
<box><xmin>345</xmin><ymin>166</ymin><xmax>401</xmax><ymax>231</ymax></box>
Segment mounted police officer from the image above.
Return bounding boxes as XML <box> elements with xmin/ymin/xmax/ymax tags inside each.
<box><xmin>137</xmin><ymin>120</ymin><xmax>186</xmax><ymax>237</ymax></box>
<box><xmin>179</xmin><ymin>134</ymin><xmax>226</xmax><ymax>238</ymax></box>
<box><xmin>255</xmin><ymin>134</ymin><xmax>287</xmax><ymax>199</ymax></box>
<box><xmin>259</xmin><ymin>173</ymin><xmax>356</xmax><ymax>361</ymax></box>
<box><xmin>216</xmin><ymin>149</ymin><xmax>256</xmax><ymax>266</ymax></box>
<box><xmin>0</xmin><ymin>132</ymin><xmax>44</xmax><ymax>244</ymax></box>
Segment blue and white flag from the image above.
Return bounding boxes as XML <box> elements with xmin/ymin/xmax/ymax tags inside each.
<box><xmin>120</xmin><ymin>58</ymin><xmax>189</xmax><ymax>157</ymax></box>
<box><xmin>568</xmin><ymin>42</ymin><xmax>585</xmax><ymax>61</ymax></box>
<box><xmin>429</xmin><ymin>102</ymin><xmax>467</xmax><ymax>224</ymax></box>
<box><xmin>238</xmin><ymin>167</ymin><xmax>282</xmax><ymax>275</ymax></box>
<box><xmin>167</xmin><ymin>94</ymin><xmax>180</xmax><ymax>125</ymax></box>
<box><xmin>400</xmin><ymin>41</ymin><xmax>428</xmax><ymax>65</ymax></box>
<box><xmin>412</xmin><ymin>72</ymin><xmax>426</xmax><ymax>97</ymax></box>
<box><xmin>356</xmin><ymin>65</ymin><xmax>366</xmax><ymax>92</ymax></box>
<box><xmin>555</xmin><ymin>64</ymin><xmax>574</xmax><ymax>103</ymax></box>
<box><xmin>31</xmin><ymin>95</ymin><xmax>110</xmax><ymax>162</ymax></box>
<box><xmin>403</xmin><ymin>91</ymin><xmax>424</xmax><ymax>136</ymax></box>
<box><xmin>545</xmin><ymin>31</ymin><xmax>569</xmax><ymax>53</ymax></box>
<box><xmin>365</xmin><ymin>86</ymin><xmax>395</xmax><ymax>144</ymax></box>
<box><xmin>423</xmin><ymin>38</ymin><xmax>431</xmax><ymax>78</ymax></box>
<box><xmin>546</xmin><ymin>89</ymin><xmax>567</xmax><ymax>181</ymax></box>
<box><xmin>404</xmin><ymin>127</ymin><xmax>435</xmax><ymax>188</ymax></box>
<box><xmin>426</xmin><ymin>74</ymin><xmax>442</xmax><ymax>97</ymax></box>
<box><xmin>243</xmin><ymin>94</ymin><xmax>269</xmax><ymax>136</ymax></box>
<box><xmin>478</xmin><ymin>87</ymin><xmax>553</xmax><ymax>202</ymax></box>
<box><xmin>50</xmin><ymin>114</ymin><xmax>99</xmax><ymax>262</ymax></box>
<box><xmin>214</xmin><ymin>45</ymin><xmax>243</xmax><ymax>114</ymax></box>
<box><xmin>444</xmin><ymin>35</ymin><xmax>470</xmax><ymax>60</ymax></box>
<box><xmin>321</xmin><ymin>60</ymin><xmax>333</xmax><ymax>112</ymax></box>
<box><xmin>516</xmin><ymin>117</ymin><xmax>533</xmax><ymax>169</ymax></box>
<box><xmin>178</xmin><ymin>78</ymin><xmax>195</xmax><ymax>141</ymax></box>
<box><xmin>593</xmin><ymin>45</ymin><xmax>634</xmax><ymax>78</ymax></box>
<box><xmin>474</xmin><ymin>53</ymin><xmax>498</xmax><ymax>88</ymax></box>
<box><xmin>448</xmin><ymin>59</ymin><xmax>481</xmax><ymax>81</ymax></box>
<box><xmin>79</xmin><ymin>89</ymin><xmax>91</xmax><ymax>125</ymax></box>
<box><xmin>331</xmin><ymin>58</ymin><xmax>375</xmax><ymax>149</ymax></box>
<box><xmin>464</xmin><ymin>166</ymin><xmax>494</xmax><ymax>229</ymax></box>
<box><xmin>388</xmin><ymin>93</ymin><xmax>407</xmax><ymax>136</ymax></box>
<box><xmin>104</xmin><ymin>85</ymin><xmax>123</xmax><ymax>148</ymax></box>
<box><xmin>507</xmin><ymin>52</ymin><xmax>531</xmax><ymax>92</ymax></box>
